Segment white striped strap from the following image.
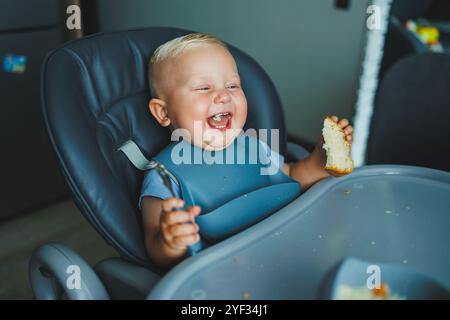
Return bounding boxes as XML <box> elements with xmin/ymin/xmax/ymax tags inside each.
<box><xmin>117</xmin><ymin>140</ymin><xmax>158</xmax><ymax>171</ymax></box>
<box><xmin>117</xmin><ymin>140</ymin><xmax>179</xmax><ymax>186</ymax></box>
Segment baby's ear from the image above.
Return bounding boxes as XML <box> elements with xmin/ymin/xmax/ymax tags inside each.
<box><xmin>149</xmin><ymin>98</ymin><xmax>171</xmax><ymax>127</ymax></box>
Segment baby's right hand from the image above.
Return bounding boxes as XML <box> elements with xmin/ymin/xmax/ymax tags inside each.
<box><xmin>160</xmin><ymin>197</ymin><xmax>201</xmax><ymax>251</ymax></box>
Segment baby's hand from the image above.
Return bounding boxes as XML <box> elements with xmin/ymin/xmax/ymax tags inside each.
<box><xmin>159</xmin><ymin>198</ymin><xmax>201</xmax><ymax>251</ymax></box>
<box><xmin>312</xmin><ymin>115</ymin><xmax>353</xmax><ymax>175</ymax></box>
<box><xmin>329</xmin><ymin>115</ymin><xmax>353</xmax><ymax>144</ymax></box>
<box><xmin>320</xmin><ymin>116</ymin><xmax>353</xmax><ymax>177</ymax></box>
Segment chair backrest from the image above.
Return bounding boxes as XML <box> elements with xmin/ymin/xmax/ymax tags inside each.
<box><xmin>367</xmin><ymin>53</ymin><xmax>450</xmax><ymax>172</ymax></box>
<box><xmin>379</xmin><ymin>18</ymin><xmax>428</xmax><ymax>80</ymax></box>
<box><xmin>390</xmin><ymin>0</ymin><xmax>433</xmax><ymax>21</ymax></box>
<box><xmin>41</xmin><ymin>27</ymin><xmax>288</xmax><ymax>269</ymax></box>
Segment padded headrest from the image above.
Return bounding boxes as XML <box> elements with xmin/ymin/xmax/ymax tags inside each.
<box><xmin>41</xmin><ymin>27</ymin><xmax>288</xmax><ymax>269</ymax></box>
<box><xmin>390</xmin><ymin>0</ymin><xmax>433</xmax><ymax>21</ymax></box>
<box><xmin>368</xmin><ymin>53</ymin><xmax>450</xmax><ymax>172</ymax></box>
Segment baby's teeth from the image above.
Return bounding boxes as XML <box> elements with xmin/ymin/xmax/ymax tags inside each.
<box><xmin>213</xmin><ymin>114</ymin><xmax>222</xmax><ymax>121</ymax></box>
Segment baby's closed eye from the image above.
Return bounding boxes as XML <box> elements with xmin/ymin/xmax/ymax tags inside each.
<box><xmin>195</xmin><ymin>86</ymin><xmax>210</xmax><ymax>91</ymax></box>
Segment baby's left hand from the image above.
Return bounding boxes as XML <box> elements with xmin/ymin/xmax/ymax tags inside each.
<box><xmin>288</xmin><ymin>115</ymin><xmax>354</xmax><ymax>189</ymax></box>
<box><xmin>312</xmin><ymin>115</ymin><xmax>353</xmax><ymax>173</ymax></box>
<box><xmin>329</xmin><ymin>115</ymin><xmax>353</xmax><ymax>144</ymax></box>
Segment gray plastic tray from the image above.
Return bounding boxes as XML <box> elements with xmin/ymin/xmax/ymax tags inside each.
<box><xmin>148</xmin><ymin>165</ymin><xmax>450</xmax><ymax>299</ymax></box>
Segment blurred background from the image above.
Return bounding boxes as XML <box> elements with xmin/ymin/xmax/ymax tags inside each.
<box><xmin>0</xmin><ymin>0</ymin><xmax>449</xmax><ymax>299</ymax></box>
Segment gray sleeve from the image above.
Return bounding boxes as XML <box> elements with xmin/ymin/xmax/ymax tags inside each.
<box><xmin>138</xmin><ymin>169</ymin><xmax>181</xmax><ymax>210</ymax></box>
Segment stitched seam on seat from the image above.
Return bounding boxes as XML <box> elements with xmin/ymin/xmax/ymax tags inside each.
<box><xmin>95</xmin><ymin>34</ymin><xmax>148</xmax><ymax>117</ymax></box>
<box><xmin>97</xmin><ymin>90</ymin><xmax>147</xmax><ymax>118</ymax></box>
<box><xmin>62</xmin><ymin>47</ymin><xmax>104</xmax><ymax>116</ymax></box>
<box><xmin>124</xmin><ymin>33</ymin><xmax>148</xmax><ymax>142</ymax></box>
<box><xmin>49</xmin><ymin>48</ymin><xmax>146</xmax><ymax>264</ymax></box>
<box><xmin>63</xmin><ymin>43</ymin><xmax>147</xmax><ymax>219</ymax></box>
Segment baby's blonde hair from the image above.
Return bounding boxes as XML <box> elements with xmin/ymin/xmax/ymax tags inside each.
<box><xmin>148</xmin><ymin>32</ymin><xmax>227</xmax><ymax>97</ymax></box>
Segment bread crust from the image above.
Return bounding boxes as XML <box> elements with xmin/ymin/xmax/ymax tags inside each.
<box><xmin>323</xmin><ymin>116</ymin><xmax>354</xmax><ymax>174</ymax></box>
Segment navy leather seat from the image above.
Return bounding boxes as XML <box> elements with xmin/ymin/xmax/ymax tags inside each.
<box><xmin>368</xmin><ymin>53</ymin><xmax>450</xmax><ymax>172</ymax></box>
<box><xmin>380</xmin><ymin>0</ymin><xmax>450</xmax><ymax>80</ymax></box>
<box><xmin>31</xmin><ymin>27</ymin><xmax>309</xmax><ymax>299</ymax></box>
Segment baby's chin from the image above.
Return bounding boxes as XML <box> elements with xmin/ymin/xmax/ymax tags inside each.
<box><xmin>201</xmin><ymin>127</ymin><xmax>243</xmax><ymax>151</ymax></box>
<box><xmin>202</xmin><ymin>140</ymin><xmax>232</xmax><ymax>151</ymax></box>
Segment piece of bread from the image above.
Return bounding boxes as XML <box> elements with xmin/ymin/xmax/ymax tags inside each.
<box><xmin>321</xmin><ymin>116</ymin><xmax>354</xmax><ymax>174</ymax></box>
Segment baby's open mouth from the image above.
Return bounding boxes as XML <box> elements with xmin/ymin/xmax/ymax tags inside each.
<box><xmin>207</xmin><ymin>112</ymin><xmax>232</xmax><ymax>131</ymax></box>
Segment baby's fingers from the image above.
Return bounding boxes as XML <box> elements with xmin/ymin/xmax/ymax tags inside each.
<box><xmin>344</xmin><ymin>125</ymin><xmax>353</xmax><ymax>135</ymax></box>
<box><xmin>168</xmin><ymin>222</ymin><xmax>200</xmax><ymax>237</ymax></box>
<box><xmin>161</xmin><ymin>210</ymin><xmax>192</xmax><ymax>226</ymax></box>
<box><xmin>161</xmin><ymin>205</ymin><xmax>202</xmax><ymax>226</ymax></box>
<box><xmin>188</xmin><ymin>205</ymin><xmax>202</xmax><ymax>219</ymax></box>
<box><xmin>346</xmin><ymin>135</ymin><xmax>353</xmax><ymax>144</ymax></box>
<box><xmin>162</xmin><ymin>197</ymin><xmax>184</xmax><ymax>212</ymax></box>
<box><xmin>343</xmin><ymin>125</ymin><xmax>353</xmax><ymax>144</ymax></box>
<box><xmin>172</xmin><ymin>234</ymin><xmax>201</xmax><ymax>248</ymax></box>
<box><xmin>338</xmin><ymin>118</ymin><xmax>349</xmax><ymax>129</ymax></box>
<box><xmin>330</xmin><ymin>115</ymin><xmax>339</xmax><ymax>123</ymax></box>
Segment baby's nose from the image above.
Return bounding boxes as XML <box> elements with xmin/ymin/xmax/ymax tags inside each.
<box><xmin>213</xmin><ymin>89</ymin><xmax>231</xmax><ymax>104</ymax></box>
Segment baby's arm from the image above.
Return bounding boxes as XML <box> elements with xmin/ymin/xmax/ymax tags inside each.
<box><xmin>141</xmin><ymin>196</ymin><xmax>201</xmax><ymax>269</ymax></box>
<box><xmin>283</xmin><ymin>116</ymin><xmax>353</xmax><ymax>191</ymax></box>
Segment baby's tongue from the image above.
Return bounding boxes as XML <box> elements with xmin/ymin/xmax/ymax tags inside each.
<box><xmin>207</xmin><ymin>113</ymin><xmax>229</xmax><ymax>128</ymax></box>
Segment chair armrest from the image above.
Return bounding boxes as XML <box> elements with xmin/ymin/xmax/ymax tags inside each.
<box><xmin>29</xmin><ymin>243</ymin><xmax>110</xmax><ymax>300</ymax></box>
<box><xmin>286</xmin><ymin>142</ymin><xmax>310</xmax><ymax>162</ymax></box>
<box><xmin>94</xmin><ymin>257</ymin><xmax>161</xmax><ymax>299</ymax></box>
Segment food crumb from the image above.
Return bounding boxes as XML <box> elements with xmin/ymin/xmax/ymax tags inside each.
<box><xmin>373</xmin><ymin>283</ymin><xmax>389</xmax><ymax>298</ymax></box>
